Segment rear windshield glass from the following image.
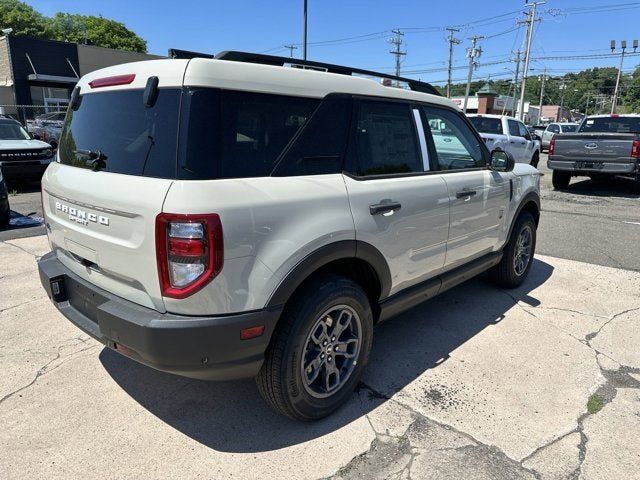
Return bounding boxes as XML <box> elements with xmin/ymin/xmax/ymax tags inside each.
<box><xmin>59</xmin><ymin>87</ymin><xmax>321</xmax><ymax>180</ymax></box>
<box><xmin>468</xmin><ymin>117</ymin><xmax>502</xmax><ymax>135</ymax></box>
<box><xmin>579</xmin><ymin>117</ymin><xmax>640</xmax><ymax>133</ymax></box>
<box><xmin>59</xmin><ymin>88</ymin><xmax>180</xmax><ymax>178</ymax></box>
<box><xmin>561</xmin><ymin>124</ymin><xmax>577</xmax><ymax>132</ymax></box>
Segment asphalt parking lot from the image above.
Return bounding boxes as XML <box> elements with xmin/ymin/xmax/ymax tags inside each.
<box><xmin>1</xmin><ymin>154</ymin><xmax>639</xmax><ymax>479</ymax></box>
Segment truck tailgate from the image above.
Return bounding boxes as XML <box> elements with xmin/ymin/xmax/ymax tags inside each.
<box><xmin>552</xmin><ymin>133</ymin><xmax>636</xmax><ymax>163</ymax></box>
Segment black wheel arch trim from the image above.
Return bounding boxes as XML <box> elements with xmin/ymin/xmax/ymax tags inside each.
<box><xmin>507</xmin><ymin>190</ymin><xmax>540</xmax><ymax>241</ymax></box>
<box><xmin>265</xmin><ymin>240</ymin><xmax>392</xmax><ymax>309</ymax></box>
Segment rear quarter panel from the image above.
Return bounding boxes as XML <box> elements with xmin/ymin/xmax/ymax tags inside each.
<box><xmin>161</xmin><ymin>175</ymin><xmax>355</xmax><ymax>315</ymax></box>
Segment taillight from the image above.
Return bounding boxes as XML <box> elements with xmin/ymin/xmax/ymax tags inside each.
<box><xmin>155</xmin><ymin>213</ymin><xmax>223</xmax><ymax>299</ymax></box>
<box><xmin>549</xmin><ymin>137</ymin><xmax>555</xmax><ymax>156</ymax></box>
<box><xmin>632</xmin><ymin>139</ymin><xmax>640</xmax><ymax>159</ymax></box>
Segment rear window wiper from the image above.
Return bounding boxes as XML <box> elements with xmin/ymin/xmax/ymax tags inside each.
<box><xmin>76</xmin><ymin>149</ymin><xmax>108</xmax><ymax>171</ymax></box>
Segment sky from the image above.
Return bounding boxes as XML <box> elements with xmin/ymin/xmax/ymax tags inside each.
<box><xmin>22</xmin><ymin>0</ymin><xmax>640</xmax><ymax>87</ymax></box>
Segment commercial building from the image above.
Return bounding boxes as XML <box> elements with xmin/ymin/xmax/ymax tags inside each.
<box><xmin>451</xmin><ymin>83</ymin><xmax>519</xmax><ymax>116</ymax></box>
<box><xmin>0</xmin><ymin>34</ymin><xmax>162</xmax><ymax>122</ymax></box>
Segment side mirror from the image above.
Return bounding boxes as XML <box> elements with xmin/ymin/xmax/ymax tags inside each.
<box><xmin>490</xmin><ymin>149</ymin><xmax>515</xmax><ymax>172</ymax></box>
<box><xmin>32</xmin><ymin>133</ymin><xmax>40</xmax><ymax>140</ymax></box>
<box><xmin>524</xmin><ymin>132</ymin><xmax>532</xmax><ymax>141</ymax></box>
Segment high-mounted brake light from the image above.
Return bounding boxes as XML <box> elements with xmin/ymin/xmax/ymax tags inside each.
<box><xmin>611</xmin><ymin>114</ymin><xmax>620</xmax><ymax>118</ymax></box>
<box><xmin>631</xmin><ymin>139</ymin><xmax>640</xmax><ymax>158</ymax></box>
<box><xmin>156</xmin><ymin>213</ymin><xmax>223</xmax><ymax>299</ymax></box>
<box><xmin>549</xmin><ymin>137</ymin><xmax>555</xmax><ymax>156</ymax></box>
<box><xmin>89</xmin><ymin>74</ymin><xmax>136</xmax><ymax>89</ymax></box>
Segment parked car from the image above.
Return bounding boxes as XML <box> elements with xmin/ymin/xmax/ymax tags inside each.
<box><xmin>529</xmin><ymin>125</ymin><xmax>546</xmax><ymax>141</ymax></box>
<box><xmin>0</xmin><ymin>118</ymin><xmax>54</xmax><ymax>182</ymax></box>
<box><xmin>0</xmin><ymin>167</ymin><xmax>9</xmax><ymax>227</ymax></box>
<box><xmin>37</xmin><ymin>52</ymin><xmax>541</xmax><ymax>420</ymax></box>
<box><xmin>30</xmin><ymin>123</ymin><xmax>62</xmax><ymax>150</ymax></box>
<box><xmin>548</xmin><ymin>114</ymin><xmax>640</xmax><ymax>191</ymax></box>
<box><xmin>34</xmin><ymin>111</ymin><xmax>66</xmax><ymax>128</ymax></box>
<box><xmin>467</xmin><ymin>114</ymin><xmax>541</xmax><ymax>167</ymax></box>
<box><xmin>540</xmin><ymin>122</ymin><xmax>579</xmax><ymax>151</ymax></box>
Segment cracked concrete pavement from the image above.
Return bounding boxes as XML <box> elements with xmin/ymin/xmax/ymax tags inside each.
<box><xmin>1</xmin><ymin>235</ymin><xmax>639</xmax><ymax>480</ymax></box>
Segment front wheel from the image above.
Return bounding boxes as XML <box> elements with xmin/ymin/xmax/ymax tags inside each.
<box><xmin>256</xmin><ymin>275</ymin><xmax>373</xmax><ymax>421</ymax></box>
<box><xmin>552</xmin><ymin>170</ymin><xmax>571</xmax><ymax>189</ymax></box>
<box><xmin>530</xmin><ymin>151</ymin><xmax>540</xmax><ymax>168</ymax></box>
<box><xmin>489</xmin><ymin>211</ymin><xmax>537</xmax><ymax>288</ymax></box>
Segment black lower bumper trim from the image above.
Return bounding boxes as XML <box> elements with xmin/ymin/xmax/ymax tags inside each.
<box><xmin>38</xmin><ymin>252</ymin><xmax>281</xmax><ymax>381</ymax></box>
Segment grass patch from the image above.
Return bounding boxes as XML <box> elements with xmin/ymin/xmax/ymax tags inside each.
<box><xmin>587</xmin><ymin>394</ymin><xmax>604</xmax><ymax>414</ymax></box>
<box><xmin>9</xmin><ymin>189</ymin><xmax>18</xmax><ymax>196</ymax></box>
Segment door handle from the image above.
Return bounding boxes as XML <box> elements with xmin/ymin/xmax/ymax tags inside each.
<box><xmin>456</xmin><ymin>190</ymin><xmax>477</xmax><ymax>199</ymax></box>
<box><xmin>369</xmin><ymin>201</ymin><xmax>402</xmax><ymax>215</ymax></box>
<box><xmin>510</xmin><ymin>141</ymin><xmax>516</xmax><ymax>144</ymax></box>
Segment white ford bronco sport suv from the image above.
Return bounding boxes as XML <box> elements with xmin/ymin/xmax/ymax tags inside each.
<box><xmin>38</xmin><ymin>51</ymin><xmax>541</xmax><ymax>420</ymax></box>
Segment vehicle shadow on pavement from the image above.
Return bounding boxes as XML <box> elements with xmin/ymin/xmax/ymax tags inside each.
<box><xmin>564</xmin><ymin>177</ymin><xmax>639</xmax><ymax>199</ymax></box>
<box><xmin>100</xmin><ymin>258</ymin><xmax>554</xmax><ymax>453</ymax></box>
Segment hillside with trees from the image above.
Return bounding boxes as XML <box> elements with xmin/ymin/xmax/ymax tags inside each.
<box><xmin>0</xmin><ymin>0</ymin><xmax>146</xmax><ymax>52</ymax></box>
<box><xmin>440</xmin><ymin>65</ymin><xmax>640</xmax><ymax>115</ymax></box>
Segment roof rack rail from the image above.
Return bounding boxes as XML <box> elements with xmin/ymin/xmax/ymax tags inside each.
<box><xmin>215</xmin><ymin>51</ymin><xmax>441</xmax><ymax>96</ymax></box>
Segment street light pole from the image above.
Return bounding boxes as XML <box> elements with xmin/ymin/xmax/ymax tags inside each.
<box><xmin>302</xmin><ymin>0</ymin><xmax>308</xmax><ymax>60</ymax></box>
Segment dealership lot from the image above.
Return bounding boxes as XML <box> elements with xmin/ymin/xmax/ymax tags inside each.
<box><xmin>1</xmin><ymin>158</ymin><xmax>639</xmax><ymax>479</ymax></box>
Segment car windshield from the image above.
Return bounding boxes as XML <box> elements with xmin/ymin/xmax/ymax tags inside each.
<box><xmin>561</xmin><ymin>124</ymin><xmax>577</xmax><ymax>132</ymax></box>
<box><xmin>468</xmin><ymin>117</ymin><xmax>502</xmax><ymax>135</ymax></box>
<box><xmin>0</xmin><ymin>122</ymin><xmax>31</xmax><ymax>140</ymax></box>
<box><xmin>579</xmin><ymin>117</ymin><xmax>640</xmax><ymax>133</ymax></box>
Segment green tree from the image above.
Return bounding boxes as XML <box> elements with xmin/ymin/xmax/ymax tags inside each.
<box><xmin>49</xmin><ymin>13</ymin><xmax>146</xmax><ymax>53</ymax></box>
<box><xmin>0</xmin><ymin>0</ymin><xmax>52</xmax><ymax>38</ymax></box>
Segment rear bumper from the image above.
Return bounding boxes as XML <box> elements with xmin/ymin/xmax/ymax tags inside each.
<box><xmin>0</xmin><ymin>159</ymin><xmax>53</xmax><ymax>179</ymax></box>
<box><xmin>547</xmin><ymin>158</ymin><xmax>638</xmax><ymax>174</ymax></box>
<box><xmin>38</xmin><ymin>252</ymin><xmax>281</xmax><ymax>381</ymax></box>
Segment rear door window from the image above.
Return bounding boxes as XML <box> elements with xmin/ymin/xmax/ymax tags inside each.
<box><xmin>59</xmin><ymin>88</ymin><xmax>181</xmax><ymax>178</ymax></box>
<box><xmin>346</xmin><ymin>100</ymin><xmax>422</xmax><ymax>176</ymax></box>
<box><xmin>579</xmin><ymin>117</ymin><xmax>640</xmax><ymax>133</ymax></box>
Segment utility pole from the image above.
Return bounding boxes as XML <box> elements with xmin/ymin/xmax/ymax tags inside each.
<box><xmin>559</xmin><ymin>82</ymin><xmax>567</xmax><ymax>110</ymax></box>
<box><xmin>445</xmin><ymin>27</ymin><xmax>461</xmax><ymax>98</ymax></box>
<box><xmin>585</xmin><ymin>93</ymin><xmax>591</xmax><ymax>117</ymax></box>
<box><xmin>518</xmin><ymin>1</ymin><xmax>545</xmax><ymax>122</ymax></box>
<box><xmin>284</xmin><ymin>44</ymin><xmax>298</xmax><ymax>58</ymax></box>
<box><xmin>610</xmin><ymin>39</ymin><xmax>638</xmax><ymax>114</ymax></box>
<box><xmin>389</xmin><ymin>29</ymin><xmax>406</xmax><ymax>84</ymax></box>
<box><xmin>462</xmin><ymin>35</ymin><xmax>483</xmax><ymax>113</ymax></box>
<box><xmin>512</xmin><ymin>50</ymin><xmax>523</xmax><ymax>117</ymax></box>
<box><xmin>538</xmin><ymin>68</ymin><xmax>547</xmax><ymax>123</ymax></box>
<box><xmin>302</xmin><ymin>0</ymin><xmax>308</xmax><ymax>60</ymax></box>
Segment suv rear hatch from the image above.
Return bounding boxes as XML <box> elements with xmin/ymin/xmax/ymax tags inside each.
<box><xmin>42</xmin><ymin>61</ymin><xmax>188</xmax><ymax>312</ymax></box>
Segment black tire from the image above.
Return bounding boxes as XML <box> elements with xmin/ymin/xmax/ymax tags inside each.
<box><xmin>552</xmin><ymin>170</ymin><xmax>571</xmax><ymax>189</ymax></box>
<box><xmin>256</xmin><ymin>275</ymin><xmax>373</xmax><ymax>421</ymax></box>
<box><xmin>0</xmin><ymin>181</ymin><xmax>9</xmax><ymax>228</ymax></box>
<box><xmin>489</xmin><ymin>211</ymin><xmax>537</xmax><ymax>288</ymax></box>
<box><xmin>530</xmin><ymin>151</ymin><xmax>540</xmax><ymax>168</ymax></box>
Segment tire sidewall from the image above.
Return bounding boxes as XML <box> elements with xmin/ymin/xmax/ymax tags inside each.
<box><xmin>281</xmin><ymin>279</ymin><xmax>373</xmax><ymax>420</ymax></box>
<box><xmin>508</xmin><ymin>213</ymin><xmax>537</xmax><ymax>282</ymax></box>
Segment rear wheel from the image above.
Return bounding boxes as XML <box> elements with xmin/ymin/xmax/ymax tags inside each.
<box><xmin>489</xmin><ymin>211</ymin><xmax>537</xmax><ymax>288</ymax></box>
<box><xmin>256</xmin><ymin>275</ymin><xmax>373</xmax><ymax>421</ymax></box>
<box><xmin>552</xmin><ymin>170</ymin><xmax>571</xmax><ymax>189</ymax></box>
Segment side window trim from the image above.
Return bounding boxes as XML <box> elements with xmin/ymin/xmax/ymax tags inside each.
<box><xmin>412</xmin><ymin>108</ymin><xmax>430</xmax><ymax>171</ymax></box>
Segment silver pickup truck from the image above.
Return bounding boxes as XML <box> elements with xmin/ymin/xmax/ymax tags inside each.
<box><xmin>548</xmin><ymin>114</ymin><xmax>640</xmax><ymax>191</ymax></box>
